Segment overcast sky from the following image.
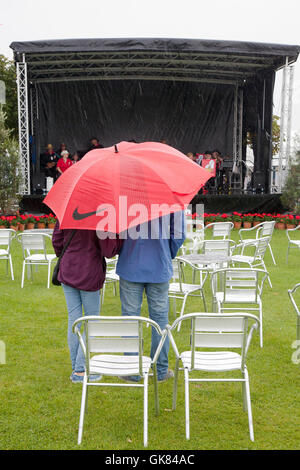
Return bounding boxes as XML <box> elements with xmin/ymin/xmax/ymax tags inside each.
<box><xmin>1</xmin><ymin>0</ymin><xmax>300</xmax><ymax>135</ymax></box>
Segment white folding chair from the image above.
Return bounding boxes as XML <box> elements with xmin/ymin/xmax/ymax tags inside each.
<box><xmin>238</xmin><ymin>221</ymin><xmax>276</xmax><ymax>265</ymax></box>
<box><xmin>72</xmin><ymin>315</ymin><xmax>166</xmax><ymax>447</ymax></box>
<box><xmin>211</xmin><ymin>267</ymin><xmax>269</xmax><ymax>347</ymax></box>
<box><xmin>231</xmin><ymin>236</ymin><xmax>272</xmax><ymax>288</ymax></box>
<box><xmin>17</xmin><ymin>232</ymin><xmax>57</xmax><ymax>288</ymax></box>
<box><xmin>169</xmin><ymin>257</ymin><xmax>208</xmax><ymax>330</ymax></box>
<box><xmin>0</xmin><ymin>229</ymin><xmax>16</xmax><ymax>280</ymax></box>
<box><xmin>286</xmin><ymin>225</ymin><xmax>300</xmax><ymax>263</ymax></box>
<box><xmin>167</xmin><ymin>312</ymin><xmax>260</xmax><ymax>441</ymax></box>
<box><xmin>288</xmin><ymin>283</ymin><xmax>300</xmax><ymax>340</ymax></box>
<box><xmin>204</xmin><ymin>222</ymin><xmax>234</xmax><ymax>239</ymax></box>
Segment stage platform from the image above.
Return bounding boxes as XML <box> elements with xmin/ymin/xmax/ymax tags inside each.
<box><xmin>20</xmin><ymin>193</ymin><xmax>285</xmax><ymax>215</ymax></box>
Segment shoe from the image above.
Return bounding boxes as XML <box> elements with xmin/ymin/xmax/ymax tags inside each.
<box><xmin>71</xmin><ymin>372</ymin><xmax>102</xmax><ymax>383</ymax></box>
<box><xmin>118</xmin><ymin>375</ymin><xmax>141</xmax><ymax>383</ymax></box>
<box><xmin>158</xmin><ymin>369</ymin><xmax>174</xmax><ymax>383</ymax></box>
<box><xmin>71</xmin><ymin>373</ymin><xmax>84</xmax><ymax>384</ymax></box>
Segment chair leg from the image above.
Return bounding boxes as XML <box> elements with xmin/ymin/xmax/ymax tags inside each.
<box><xmin>201</xmin><ymin>289</ymin><xmax>207</xmax><ymax>312</ymax></box>
<box><xmin>268</xmin><ymin>244</ymin><xmax>276</xmax><ymax>265</ymax></box>
<box><xmin>21</xmin><ymin>261</ymin><xmax>25</xmax><ymax>288</ymax></box>
<box><xmin>259</xmin><ymin>300</ymin><xmax>263</xmax><ymax>348</ymax></box>
<box><xmin>143</xmin><ymin>372</ymin><xmax>149</xmax><ymax>447</ymax></box>
<box><xmin>177</xmin><ymin>295</ymin><xmax>188</xmax><ymax>332</ymax></box>
<box><xmin>47</xmin><ymin>262</ymin><xmax>51</xmax><ymax>288</ymax></box>
<box><xmin>152</xmin><ymin>364</ymin><xmax>159</xmax><ymax>416</ymax></box>
<box><xmin>172</xmin><ymin>358</ymin><xmax>180</xmax><ymax>410</ymax></box>
<box><xmin>184</xmin><ymin>368</ymin><xmax>190</xmax><ymax>440</ymax></box>
<box><xmin>77</xmin><ymin>374</ymin><xmax>88</xmax><ymax>445</ymax></box>
<box><xmin>244</xmin><ymin>368</ymin><xmax>254</xmax><ymax>441</ymax></box>
<box><xmin>9</xmin><ymin>255</ymin><xmax>14</xmax><ymax>281</ymax></box>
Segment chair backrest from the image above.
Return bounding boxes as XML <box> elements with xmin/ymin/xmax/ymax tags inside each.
<box><xmin>253</xmin><ymin>236</ymin><xmax>270</xmax><ymax>260</ymax></box>
<box><xmin>186</xmin><ymin>217</ymin><xmax>204</xmax><ymax>236</ymax></box>
<box><xmin>257</xmin><ymin>221</ymin><xmax>275</xmax><ymax>238</ymax></box>
<box><xmin>211</xmin><ymin>268</ymin><xmax>268</xmax><ymax>303</ymax></box>
<box><xmin>202</xmin><ymin>239</ymin><xmax>234</xmax><ymax>256</ymax></box>
<box><xmin>18</xmin><ymin>232</ymin><xmax>49</xmax><ymax>260</ymax></box>
<box><xmin>205</xmin><ymin>222</ymin><xmax>234</xmax><ymax>239</ymax></box>
<box><xmin>168</xmin><ymin>312</ymin><xmax>259</xmax><ymax>370</ymax></box>
<box><xmin>73</xmin><ymin>315</ymin><xmax>164</xmax><ymax>377</ymax></box>
<box><xmin>0</xmin><ymin>229</ymin><xmax>15</xmax><ymax>249</ymax></box>
<box><xmin>286</xmin><ymin>224</ymin><xmax>300</xmax><ymax>241</ymax></box>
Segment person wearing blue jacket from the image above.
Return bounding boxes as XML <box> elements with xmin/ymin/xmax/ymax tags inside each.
<box><xmin>116</xmin><ymin>211</ymin><xmax>186</xmax><ymax>382</ymax></box>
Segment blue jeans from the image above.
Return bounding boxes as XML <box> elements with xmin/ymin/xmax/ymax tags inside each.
<box><xmin>62</xmin><ymin>284</ymin><xmax>101</xmax><ymax>373</ymax></box>
<box><xmin>119</xmin><ymin>278</ymin><xmax>170</xmax><ymax>380</ymax></box>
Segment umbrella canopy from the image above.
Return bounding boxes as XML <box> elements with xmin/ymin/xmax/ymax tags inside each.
<box><xmin>44</xmin><ymin>141</ymin><xmax>211</xmax><ymax>233</ymax></box>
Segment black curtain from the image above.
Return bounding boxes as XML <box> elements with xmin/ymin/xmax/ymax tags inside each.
<box><xmin>36</xmin><ymin>80</ymin><xmax>235</xmax><ymax>157</ymax></box>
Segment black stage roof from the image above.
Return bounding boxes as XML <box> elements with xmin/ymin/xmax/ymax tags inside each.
<box><xmin>10</xmin><ymin>37</ymin><xmax>300</xmax><ymax>84</ymax></box>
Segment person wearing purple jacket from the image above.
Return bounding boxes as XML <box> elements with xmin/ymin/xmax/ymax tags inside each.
<box><xmin>52</xmin><ymin>223</ymin><xmax>122</xmax><ymax>383</ymax></box>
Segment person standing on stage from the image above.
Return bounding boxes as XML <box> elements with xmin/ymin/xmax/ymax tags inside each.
<box><xmin>89</xmin><ymin>137</ymin><xmax>104</xmax><ymax>151</ymax></box>
<box><xmin>40</xmin><ymin>144</ymin><xmax>59</xmax><ymax>180</ymax></box>
<box><xmin>56</xmin><ymin>150</ymin><xmax>73</xmax><ymax>176</ymax></box>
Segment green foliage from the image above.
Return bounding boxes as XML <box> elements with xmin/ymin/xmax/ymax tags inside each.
<box><xmin>0</xmin><ymin>106</ymin><xmax>21</xmax><ymax>214</ymax></box>
<box><xmin>0</xmin><ymin>55</ymin><xmax>18</xmax><ymax>138</ymax></box>
<box><xmin>281</xmin><ymin>151</ymin><xmax>300</xmax><ymax>213</ymax></box>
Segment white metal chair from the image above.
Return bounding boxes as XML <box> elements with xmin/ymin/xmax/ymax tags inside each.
<box><xmin>204</xmin><ymin>221</ymin><xmax>234</xmax><ymax>239</ymax></box>
<box><xmin>238</xmin><ymin>221</ymin><xmax>276</xmax><ymax>265</ymax></box>
<box><xmin>0</xmin><ymin>229</ymin><xmax>16</xmax><ymax>280</ymax></box>
<box><xmin>231</xmin><ymin>236</ymin><xmax>272</xmax><ymax>288</ymax></box>
<box><xmin>17</xmin><ymin>232</ymin><xmax>57</xmax><ymax>288</ymax></box>
<box><xmin>169</xmin><ymin>257</ymin><xmax>208</xmax><ymax>330</ymax></box>
<box><xmin>211</xmin><ymin>267</ymin><xmax>269</xmax><ymax>347</ymax></box>
<box><xmin>286</xmin><ymin>225</ymin><xmax>300</xmax><ymax>263</ymax></box>
<box><xmin>72</xmin><ymin>315</ymin><xmax>166</xmax><ymax>447</ymax></box>
<box><xmin>167</xmin><ymin>312</ymin><xmax>260</xmax><ymax>441</ymax></box>
<box><xmin>288</xmin><ymin>283</ymin><xmax>300</xmax><ymax>340</ymax></box>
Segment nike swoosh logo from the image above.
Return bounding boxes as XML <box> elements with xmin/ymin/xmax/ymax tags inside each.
<box><xmin>72</xmin><ymin>207</ymin><xmax>107</xmax><ymax>220</ymax></box>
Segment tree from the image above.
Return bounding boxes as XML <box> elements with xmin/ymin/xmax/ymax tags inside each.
<box><xmin>0</xmin><ymin>106</ymin><xmax>21</xmax><ymax>214</ymax></box>
<box><xmin>271</xmin><ymin>115</ymin><xmax>281</xmax><ymax>156</ymax></box>
<box><xmin>0</xmin><ymin>55</ymin><xmax>18</xmax><ymax>138</ymax></box>
<box><xmin>247</xmin><ymin>114</ymin><xmax>282</xmax><ymax>156</ymax></box>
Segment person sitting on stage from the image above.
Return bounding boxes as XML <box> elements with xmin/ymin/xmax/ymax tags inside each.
<box><xmin>56</xmin><ymin>150</ymin><xmax>73</xmax><ymax>176</ymax></box>
<box><xmin>40</xmin><ymin>144</ymin><xmax>59</xmax><ymax>180</ymax></box>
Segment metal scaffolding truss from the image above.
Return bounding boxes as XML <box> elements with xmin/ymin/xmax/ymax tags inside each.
<box><xmin>276</xmin><ymin>60</ymin><xmax>295</xmax><ymax>193</ymax></box>
<box><xmin>16</xmin><ymin>60</ymin><xmax>30</xmax><ymax>195</ymax></box>
<box><xmin>23</xmin><ymin>50</ymin><xmax>280</xmax><ymax>85</ymax></box>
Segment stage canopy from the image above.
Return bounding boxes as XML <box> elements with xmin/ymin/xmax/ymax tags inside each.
<box><xmin>10</xmin><ymin>38</ymin><xmax>300</xmax><ymax>195</ymax></box>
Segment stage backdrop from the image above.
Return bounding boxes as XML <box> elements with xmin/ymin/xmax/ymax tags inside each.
<box><xmin>36</xmin><ymin>80</ymin><xmax>234</xmax><ymax>157</ymax></box>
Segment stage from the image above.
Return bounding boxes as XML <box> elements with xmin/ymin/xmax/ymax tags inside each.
<box><xmin>20</xmin><ymin>193</ymin><xmax>286</xmax><ymax>215</ymax></box>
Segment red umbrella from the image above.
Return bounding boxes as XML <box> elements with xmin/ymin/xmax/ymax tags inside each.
<box><xmin>44</xmin><ymin>141</ymin><xmax>211</xmax><ymax>233</ymax></box>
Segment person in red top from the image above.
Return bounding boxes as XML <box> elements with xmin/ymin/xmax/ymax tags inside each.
<box><xmin>56</xmin><ymin>150</ymin><xmax>73</xmax><ymax>176</ymax></box>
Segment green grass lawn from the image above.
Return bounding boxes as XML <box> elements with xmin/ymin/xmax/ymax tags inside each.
<box><xmin>0</xmin><ymin>229</ymin><xmax>300</xmax><ymax>450</ymax></box>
